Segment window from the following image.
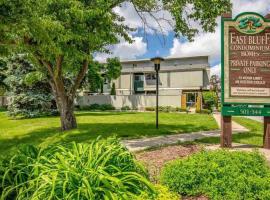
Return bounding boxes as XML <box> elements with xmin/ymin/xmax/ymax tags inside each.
<box><xmin>134</xmin><ymin>74</ymin><xmax>144</xmax><ymax>93</ymax></box>
<box><xmin>134</xmin><ymin>75</ymin><xmax>144</xmax><ymax>81</ymax></box>
<box><xmin>145</xmin><ymin>73</ymin><xmax>157</xmax><ymax>81</ymax></box>
<box><xmin>145</xmin><ymin>73</ymin><xmax>157</xmax><ymax>85</ymax></box>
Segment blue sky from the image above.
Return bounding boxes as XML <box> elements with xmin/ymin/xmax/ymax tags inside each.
<box><xmin>136</xmin><ymin>30</ymin><xmax>175</xmax><ymax>59</ymax></box>
<box><xmin>95</xmin><ymin>0</ymin><xmax>270</xmax><ymax>76</ymax></box>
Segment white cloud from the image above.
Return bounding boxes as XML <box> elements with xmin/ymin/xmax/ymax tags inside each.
<box><xmin>169</xmin><ymin>0</ymin><xmax>270</xmax><ymax>66</ymax></box>
<box><xmin>210</xmin><ymin>63</ymin><xmax>221</xmax><ymax>77</ymax></box>
<box><xmin>95</xmin><ymin>36</ymin><xmax>147</xmax><ymax>62</ymax></box>
<box><xmin>232</xmin><ymin>0</ymin><xmax>270</xmax><ymax>16</ymax></box>
<box><xmin>169</xmin><ymin>27</ymin><xmax>221</xmax><ymax>65</ymax></box>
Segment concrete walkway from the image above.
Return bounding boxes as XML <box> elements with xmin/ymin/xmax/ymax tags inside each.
<box><xmin>245</xmin><ymin>116</ymin><xmax>263</xmax><ymax>123</ymax></box>
<box><xmin>212</xmin><ymin>113</ymin><xmax>249</xmax><ymax>132</ymax></box>
<box><xmin>123</xmin><ymin>113</ymin><xmax>249</xmax><ymax>152</ymax></box>
<box><xmin>123</xmin><ymin>130</ymin><xmax>221</xmax><ymax>152</ymax></box>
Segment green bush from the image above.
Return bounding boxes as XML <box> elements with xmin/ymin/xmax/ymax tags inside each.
<box><xmin>0</xmin><ymin>106</ymin><xmax>7</xmax><ymax>112</ymax></box>
<box><xmin>0</xmin><ymin>138</ymin><xmax>155</xmax><ymax>200</ymax></box>
<box><xmin>89</xmin><ymin>103</ymin><xmax>101</xmax><ymax>110</ymax></box>
<box><xmin>176</xmin><ymin>107</ymin><xmax>188</xmax><ymax>112</ymax></box>
<box><xmin>99</xmin><ymin>104</ymin><xmax>115</xmax><ymax>111</ymax></box>
<box><xmin>79</xmin><ymin>104</ymin><xmax>115</xmax><ymax>111</ymax></box>
<box><xmin>137</xmin><ymin>185</ymin><xmax>180</xmax><ymax>200</ymax></box>
<box><xmin>121</xmin><ymin>106</ymin><xmax>131</xmax><ymax>111</ymax></box>
<box><xmin>145</xmin><ymin>107</ymin><xmax>155</xmax><ymax>111</ymax></box>
<box><xmin>160</xmin><ymin>150</ymin><xmax>270</xmax><ymax>200</ymax></box>
<box><xmin>195</xmin><ymin>108</ymin><xmax>212</xmax><ymax>114</ymax></box>
<box><xmin>145</xmin><ymin>106</ymin><xmax>186</xmax><ymax>113</ymax></box>
<box><xmin>0</xmin><ymin>86</ymin><xmax>5</xmax><ymax>96</ymax></box>
<box><xmin>202</xmin><ymin>91</ymin><xmax>218</xmax><ymax>110</ymax></box>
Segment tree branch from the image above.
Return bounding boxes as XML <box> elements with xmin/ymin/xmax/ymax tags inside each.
<box><xmin>55</xmin><ymin>55</ymin><xmax>64</xmax><ymax>77</ymax></box>
<box><xmin>69</xmin><ymin>59</ymin><xmax>88</xmax><ymax>99</ymax></box>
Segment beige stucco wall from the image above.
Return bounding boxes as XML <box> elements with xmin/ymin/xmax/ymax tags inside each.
<box><xmin>120</xmin><ymin>74</ymin><xmax>131</xmax><ymax>89</ymax></box>
<box><xmin>77</xmin><ymin>95</ymin><xmax>181</xmax><ymax>109</ymax></box>
<box><xmin>170</xmin><ymin>71</ymin><xmax>203</xmax><ymax>88</ymax></box>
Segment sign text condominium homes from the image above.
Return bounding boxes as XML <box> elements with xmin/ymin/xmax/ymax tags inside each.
<box><xmin>79</xmin><ymin>56</ymin><xmax>210</xmax><ymax>109</ymax></box>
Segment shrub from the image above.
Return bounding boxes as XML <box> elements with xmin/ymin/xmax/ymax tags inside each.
<box><xmin>0</xmin><ymin>138</ymin><xmax>155</xmax><ymax>200</ymax></box>
<box><xmin>145</xmin><ymin>107</ymin><xmax>155</xmax><ymax>111</ymax></box>
<box><xmin>137</xmin><ymin>185</ymin><xmax>179</xmax><ymax>200</ymax></box>
<box><xmin>195</xmin><ymin>108</ymin><xmax>212</xmax><ymax>114</ymax></box>
<box><xmin>79</xmin><ymin>104</ymin><xmax>115</xmax><ymax>111</ymax></box>
<box><xmin>158</xmin><ymin>106</ymin><xmax>175</xmax><ymax>112</ymax></box>
<box><xmin>89</xmin><ymin>103</ymin><xmax>101</xmax><ymax>110</ymax></box>
<box><xmin>0</xmin><ymin>106</ymin><xmax>7</xmax><ymax>112</ymax></box>
<box><xmin>121</xmin><ymin>106</ymin><xmax>131</xmax><ymax>111</ymax></box>
<box><xmin>202</xmin><ymin>91</ymin><xmax>218</xmax><ymax>110</ymax></box>
<box><xmin>175</xmin><ymin>107</ymin><xmax>187</xmax><ymax>112</ymax></box>
<box><xmin>160</xmin><ymin>150</ymin><xmax>270</xmax><ymax>200</ymax></box>
<box><xmin>0</xmin><ymin>86</ymin><xmax>5</xmax><ymax>96</ymax></box>
<box><xmin>145</xmin><ymin>106</ymin><xmax>186</xmax><ymax>112</ymax></box>
<box><xmin>99</xmin><ymin>104</ymin><xmax>115</xmax><ymax>111</ymax></box>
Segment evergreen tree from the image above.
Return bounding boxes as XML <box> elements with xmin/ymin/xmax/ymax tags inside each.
<box><xmin>110</xmin><ymin>83</ymin><xmax>116</xmax><ymax>95</ymax></box>
<box><xmin>0</xmin><ymin>58</ymin><xmax>7</xmax><ymax>96</ymax></box>
<box><xmin>4</xmin><ymin>55</ymin><xmax>57</xmax><ymax>118</ymax></box>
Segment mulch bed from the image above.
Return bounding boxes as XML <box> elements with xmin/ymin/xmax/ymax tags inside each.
<box><xmin>135</xmin><ymin>144</ymin><xmax>208</xmax><ymax>200</ymax></box>
<box><xmin>135</xmin><ymin>144</ymin><xmax>202</xmax><ymax>182</ymax></box>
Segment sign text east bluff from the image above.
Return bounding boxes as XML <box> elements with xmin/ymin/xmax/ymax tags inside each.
<box><xmin>221</xmin><ymin>12</ymin><xmax>270</xmax><ymax>149</ymax></box>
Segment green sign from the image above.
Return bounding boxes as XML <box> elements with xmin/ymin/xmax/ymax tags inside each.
<box><xmin>221</xmin><ymin>12</ymin><xmax>270</xmax><ymax>116</ymax></box>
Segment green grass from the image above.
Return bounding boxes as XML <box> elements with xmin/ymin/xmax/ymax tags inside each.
<box><xmin>198</xmin><ymin>117</ymin><xmax>264</xmax><ymax>147</ymax></box>
<box><xmin>0</xmin><ymin>111</ymin><xmax>218</xmax><ymax>158</ymax></box>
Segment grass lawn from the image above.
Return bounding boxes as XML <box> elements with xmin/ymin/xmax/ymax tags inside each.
<box><xmin>0</xmin><ymin>111</ymin><xmax>218</xmax><ymax>158</ymax></box>
<box><xmin>198</xmin><ymin>117</ymin><xmax>264</xmax><ymax>147</ymax></box>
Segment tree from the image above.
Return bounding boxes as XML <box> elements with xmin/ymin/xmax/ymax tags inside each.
<box><xmin>0</xmin><ymin>0</ymin><xmax>231</xmax><ymax>130</ymax></box>
<box><xmin>4</xmin><ymin>54</ymin><xmax>57</xmax><ymax>118</ymax></box>
<box><xmin>86</xmin><ymin>58</ymin><xmax>122</xmax><ymax>94</ymax></box>
<box><xmin>110</xmin><ymin>83</ymin><xmax>116</xmax><ymax>95</ymax></box>
<box><xmin>210</xmin><ymin>74</ymin><xmax>221</xmax><ymax>109</ymax></box>
<box><xmin>0</xmin><ymin>58</ymin><xmax>7</xmax><ymax>96</ymax></box>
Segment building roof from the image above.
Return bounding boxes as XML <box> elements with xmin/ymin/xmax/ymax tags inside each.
<box><xmin>119</xmin><ymin>55</ymin><xmax>209</xmax><ymax>64</ymax></box>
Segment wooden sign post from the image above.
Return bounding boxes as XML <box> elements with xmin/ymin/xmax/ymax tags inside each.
<box><xmin>221</xmin><ymin>12</ymin><xmax>270</xmax><ymax>149</ymax></box>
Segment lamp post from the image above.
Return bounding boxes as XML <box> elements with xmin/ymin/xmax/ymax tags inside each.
<box><xmin>151</xmin><ymin>57</ymin><xmax>164</xmax><ymax>129</ymax></box>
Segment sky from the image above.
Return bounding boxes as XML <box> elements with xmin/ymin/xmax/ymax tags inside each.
<box><xmin>95</xmin><ymin>0</ymin><xmax>270</xmax><ymax>77</ymax></box>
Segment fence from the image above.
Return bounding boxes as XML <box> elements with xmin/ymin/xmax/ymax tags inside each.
<box><xmin>76</xmin><ymin>95</ymin><xmax>181</xmax><ymax>109</ymax></box>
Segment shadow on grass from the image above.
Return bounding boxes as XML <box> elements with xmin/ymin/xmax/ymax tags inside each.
<box><xmin>0</xmin><ymin>122</ymin><xmax>212</xmax><ymax>159</ymax></box>
<box><xmin>197</xmin><ymin>117</ymin><xmax>264</xmax><ymax>148</ymax></box>
<box><xmin>198</xmin><ymin>131</ymin><xmax>263</xmax><ymax>148</ymax></box>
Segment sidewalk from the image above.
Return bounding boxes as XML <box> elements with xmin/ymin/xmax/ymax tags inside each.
<box><xmin>123</xmin><ymin>113</ymin><xmax>249</xmax><ymax>152</ymax></box>
<box><xmin>123</xmin><ymin>130</ymin><xmax>220</xmax><ymax>152</ymax></box>
<box><xmin>212</xmin><ymin>113</ymin><xmax>249</xmax><ymax>132</ymax></box>
<box><xmin>245</xmin><ymin>116</ymin><xmax>263</xmax><ymax>123</ymax></box>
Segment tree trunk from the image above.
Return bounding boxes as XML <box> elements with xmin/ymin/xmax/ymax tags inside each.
<box><xmin>58</xmin><ymin>96</ymin><xmax>77</xmax><ymax>131</ymax></box>
<box><xmin>42</xmin><ymin>57</ymin><xmax>88</xmax><ymax>131</ymax></box>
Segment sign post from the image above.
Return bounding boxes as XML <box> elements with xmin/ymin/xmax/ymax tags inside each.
<box><xmin>221</xmin><ymin>12</ymin><xmax>270</xmax><ymax>149</ymax></box>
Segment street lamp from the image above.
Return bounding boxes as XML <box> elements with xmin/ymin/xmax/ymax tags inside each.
<box><xmin>150</xmin><ymin>57</ymin><xmax>164</xmax><ymax>129</ymax></box>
